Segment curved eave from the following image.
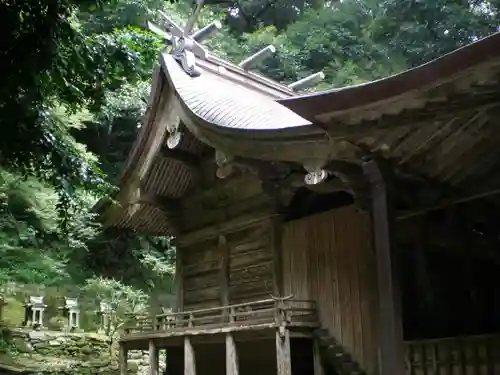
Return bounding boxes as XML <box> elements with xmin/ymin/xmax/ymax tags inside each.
<box><xmin>279</xmin><ymin>32</ymin><xmax>500</xmax><ymax>128</ymax></box>
<box><xmin>101</xmin><ymin>66</ymin><xmax>205</xmax><ymax>235</ymax></box>
<box><xmin>99</xmin><ymin>52</ymin><xmax>322</xmax><ymax>235</ymax></box>
<box><xmin>160</xmin><ymin>53</ymin><xmax>336</xmax><ymax>164</ymax></box>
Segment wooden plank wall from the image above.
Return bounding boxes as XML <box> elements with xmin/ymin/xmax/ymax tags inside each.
<box><xmin>405</xmin><ymin>334</ymin><xmax>500</xmax><ymax>375</ymax></box>
<box><xmin>226</xmin><ymin>222</ymin><xmax>273</xmax><ymax>304</ymax></box>
<box><xmin>182</xmin><ymin>237</ymin><xmax>221</xmax><ymax>310</ymax></box>
<box><xmin>181</xmin><ymin>220</ymin><xmax>274</xmax><ymax>310</ymax></box>
<box><xmin>282</xmin><ymin>205</ymin><xmax>379</xmax><ymax>375</ymax></box>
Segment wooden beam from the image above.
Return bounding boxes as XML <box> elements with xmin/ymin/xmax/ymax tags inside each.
<box><xmin>225</xmin><ymin>333</ymin><xmax>239</xmax><ymax>375</ymax></box>
<box><xmin>161</xmin><ymin>147</ymin><xmax>200</xmax><ymax>168</ymax></box>
<box><xmin>362</xmin><ymin>158</ymin><xmax>405</xmax><ymax>375</ymax></box>
<box><xmin>120</xmin><ymin>323</ymin><xmax>279</xmax><ymax>344</ymax></box>
<box><xmin>148</xmin><ymin>340</ymin><xmax>158</xmax><ymax>375</ymax></box>
<box><xmin>276</xmin><ymin>328</ymin><xmax>292</xmax><ymax>375</ymax></box>
<box><xmin>396</xmin><ymin>186</ymin><xmax>500</xmax><ymax>220</ymax></box>
<box><xmin>184</xmin><ymin>336</ymin><xmax>196</xmax><ymax>375</ymax></box>
<box><xmin>177</xmin><ymin>211</ymin><xmax>278</xmax><ymax>247</ymax></box>
<box><xmin>119</xmin><ymin>343</ymin><xmax>127</xmax><ymax>375</ymax></box>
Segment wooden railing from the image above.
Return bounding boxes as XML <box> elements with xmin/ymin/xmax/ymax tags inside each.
<box><xmin>405</xmin><ymin>334</ymin><xmax>500</xmax><ymax>374</ymax></box>
<box><xmin>123</xmin><ymin>297</ymin><xmax>318</xmax><ymax>336</ymax></box>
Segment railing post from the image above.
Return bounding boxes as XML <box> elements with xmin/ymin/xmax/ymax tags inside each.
<box><xmin>176</xmin><ymin>312</ymin><xmax>184</xmax><ymax>328</ymax></box>
<box><xmin>229</xmin><ymin>306</ymin><xmax>235</xmax><ymax>323</ymax></box>
<box><xmin>188</xmin><ymin>313</ymin><xmax>194</xmax><ymax>328</ymax></box>
<box><xmin>119</xmin><ymin>342</ymin><xmax>127</xmax><ymax>375</ymax></box>
<box><xmin>148</xmin><ymin>339</ymin><xmax>159</xmax><ymax>375</ymax></box>
<box><xmin>184</xmin><ymin>336</ymin><xmax>196</xmax><ymax>375</ymax></box>
<box><xmin>226</xmin><ymin>333</ymin><xmax>239</xmax><ymax>375</ymax></box>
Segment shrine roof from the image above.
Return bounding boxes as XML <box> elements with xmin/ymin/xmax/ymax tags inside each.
<box><xmin>161</xmin><ymin>53</ymin><xmax>312</xmax><ymax>131</ymax></box>
<box><xmin>100</xmin><ymin>13</ymin><xmax>500</xmax><ymax>235</ymax></box>
<box><xmin>279</xmin><ymin>32</ymin><xmax>500</xmax><ymax>129</ymax></box>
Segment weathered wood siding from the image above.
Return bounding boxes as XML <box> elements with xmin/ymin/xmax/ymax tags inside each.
<box><xmin>181</xmin><ymin>219</ymin><xmax>274</xmax><ymax>310</ymax></box>
<box><xmin>282</xmin><ymin>205</ymin><xmax>379</xmax><ymax>375</ymax></box>
<box><xmin>182</xmin><ymin>237</ymin><xmax>221</xmax><ymax>310</ymax></box>
<box><xmin>405</xmin><ymin>335</ymin><xmax>500</xmax><ymax>375</ymax></box>
<box><xmin>227</xmin><ymin>222</ymin><xmax>274</xmax><ymax>304</ymax></box>
<box><xmin>181</xmin><ymin>173</ymin><xmax>272</xmax><ymax>232</ymax></box>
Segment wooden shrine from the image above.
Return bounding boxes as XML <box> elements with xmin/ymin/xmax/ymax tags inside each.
<box><xmin>101</xmin><ymin>3</ymin><xmax>500</xmax><ymax>374</ymax></box>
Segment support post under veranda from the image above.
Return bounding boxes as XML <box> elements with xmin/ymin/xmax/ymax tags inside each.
<box><xmin>276</xmin><ymin>327</ymin><xmax>292</xmax><ymax>375</ymax></box>
<box><xmin>119</xmin><ymin>343</ymin><xmax>128</xmax><ymax>375</ymax></box>
<box><xmin>226</xmin><ymin>333</ymin><xmax>239</xmax><ymax>375</ymax></box>
<box><xmin>149</xmin><ymin>339</ymin><xmax>159</xmax><ymax>375</ymax></box>
<box><xmin>313</xmin><ymin>338</ymin><xmax>325</xmax><ymax>375</ymax></box>
<box><xmin>184</xmin><ymin>336</ymin><xmax>196</xmax><ymax>375</ymax></box>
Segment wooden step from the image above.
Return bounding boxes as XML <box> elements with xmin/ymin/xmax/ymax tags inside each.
<box><xmin>315</xmin><ymin>328</ymin><xmax>366</xmax><ymax>375</ymax></box>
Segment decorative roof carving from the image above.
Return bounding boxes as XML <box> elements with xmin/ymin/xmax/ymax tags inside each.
<box><xmin>150</xmin><ymin>1</ymin><xmax>214</xmax><ymax>77</ymax></box>
<box><xmin>149</xmin><ymin>1</ymin><xmax>324</xmax><ymax>91</ymax></box>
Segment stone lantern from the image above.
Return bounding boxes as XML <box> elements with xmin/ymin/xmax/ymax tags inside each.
<box><xmin>23</xmin><ymin>296</ymin><xmax>46</xmax><ymax>328</ymax></box>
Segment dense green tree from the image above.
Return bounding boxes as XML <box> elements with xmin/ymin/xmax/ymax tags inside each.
<box><xmin>369</xmin><ymin>0</ymin><xmax>500</xmax><ymax>67</ymax></box>
<box><xmin>1</xmin><ymin>0</ymin><xmax>162</xmax><ymax>220</ymax></box>
<box><xmin>2</xmin><ymin>0</ymin><xmax>500</xmax><ymax>299</ymax></box>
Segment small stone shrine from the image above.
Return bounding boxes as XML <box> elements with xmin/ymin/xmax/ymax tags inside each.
<box><xmin>97</xmin><ymin>301</ymin><xmax>112</xmax><ymax>333</ymax></box>
<box><xmin>60</xmin><ymin>297</ymin><xmax>80</xmax><ymax>329</ymax></box>
<box><xmin>23</xmin><ymin>296</ymin><xmax>46</xmax><ymax>328</ymax></box>
<box><xmin>0</xmin><ymin>295</ymin><xmax>7</xmax><ymax>321</ymax></box>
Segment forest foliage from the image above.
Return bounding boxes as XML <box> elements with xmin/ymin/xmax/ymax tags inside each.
<box><xmin>1</xmin><ymin>0</ymin><xmax>500</xmax><ymax>296</ymax></box>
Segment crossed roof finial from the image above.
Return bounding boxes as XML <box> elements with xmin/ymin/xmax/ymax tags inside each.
<box><xmin>148</xmin><ymin>1</ymin><xmax>325</xmax><ymax>89</ymax></box>
<box><xmin>148</xmin><ymin>0</ymin><xmax>221</xmax><ymax>77</ymax></box>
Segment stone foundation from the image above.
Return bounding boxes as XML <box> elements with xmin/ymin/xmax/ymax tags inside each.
<box><xmin>0</xmin><ymin>328</ymin><xmax>165</xmax><ymax>375</ymax></box>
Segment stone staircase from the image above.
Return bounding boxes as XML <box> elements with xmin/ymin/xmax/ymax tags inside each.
<box><xmin>314</xmin><ymin>329</ymin><xmax>366</xmax><ymax>375</ymax></box>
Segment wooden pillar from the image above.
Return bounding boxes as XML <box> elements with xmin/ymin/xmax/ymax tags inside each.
<box><xmin>149</xmin><ymin>340</ymin><xmax>159</xmax><ymax>375</ymax></box>
<box><xmin>276</xmin><ymin>328</ymin><xmax>292</xmax><ymax>375</ymax></box>
<box><xmin>226</xmin><ymin>333</ymin><xmax>239</xmax><ymax>375</ymax></box>
<box><xmin>219</xmin><ymin>235</ymin><xmax>230</xmax><ymax>307</ymax></box>
<box><xmin>175</xmin><ymin>246</ymin><xmax>184</xmax><ymax>312</ymax></box>
<box><xmin>119</xmin><ymin>343</ymin><xmax>128</xmax><ymax>375</ymax></box>
<box><xmin>184</xmin><ymin>337</ymin><xmax>196</xmax><ymax>375</ymax></box>
<box><xmin>312</xmin><ymin>339</ymin><xmax>325</xmax><ymax>375</ymax></box>
<box><xmin>362</xmin><ymin>158</ymin><xmax>405</xmax><ymax>375</ymax></box>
